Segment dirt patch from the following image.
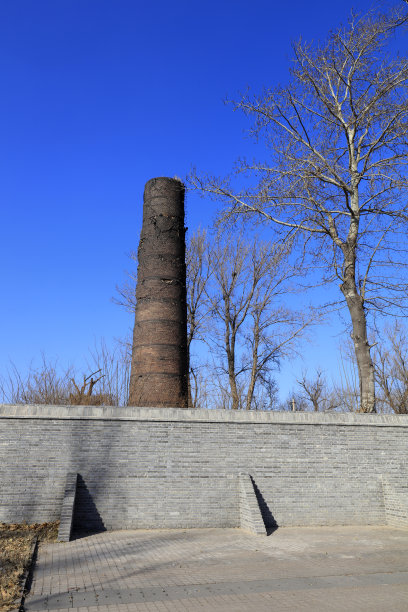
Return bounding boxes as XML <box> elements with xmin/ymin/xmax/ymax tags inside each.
<box><xmin>0</xmin><ymin>522</ymin><xmax>59</xmax><ymax>612</ymax></box>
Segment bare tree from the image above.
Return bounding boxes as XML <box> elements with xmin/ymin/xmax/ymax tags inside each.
<box><xmin>186</xmin><ymin>229</ymin><xmax>212</xmax><ymax>406</ymax></box>
<box><xmin>189</xmin><ymin>5</ymin><xmax>408</xmax><ymax>412</ymax></box>
<box><xmin>297</xmin><ymin>369</ymin><xmax>339</xmax><ymax>412</ymax></box>
<box><xmin>114</xmin><ymin>251</ymin><xmax>138</xmax><ymax>314</ymax></box>
<box><xmin>186</xmin><ymin>229</ymin><xmax>211</xmax><ymax>348</ymax></box>
<box><xmin>375</xmin><ymin>322</ymin><xmax>408</xmax><ymax>413</ymax></box>
<box><xmin>297</xmin><ymin>370</ymin><xmax>326</xmax><ymax>412</ymax></box>
<box><xmin>205</xmin><ymin>231</ymin><xmax>255</xmax><ymax>409</ymax></box>
<box><xmin>244</xmin><ymin>247</ymin><xmax>311</xmax><ymax>410</ymax></box>
<box><xmin>205</xmin><ymin>230</ymin><xmax>309</xmax><ymax>409</ymax></box>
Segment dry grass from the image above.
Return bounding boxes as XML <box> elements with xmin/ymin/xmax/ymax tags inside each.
<box><xmin>0</xmin><ymin>522</ymin><xmax>58</xmax><ymax>612</ymax></box>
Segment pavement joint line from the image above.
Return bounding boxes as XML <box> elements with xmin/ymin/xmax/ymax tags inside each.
<box><xmin>24</xmin><ymin>571</ymin><xmax>408</xmax><ymax>610</ymax></box>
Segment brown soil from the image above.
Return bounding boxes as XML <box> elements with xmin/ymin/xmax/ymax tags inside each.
<box><xmin>0</xmin><ymin>522</ymin><xmax>58</xmax><ymax>612</ymax></box>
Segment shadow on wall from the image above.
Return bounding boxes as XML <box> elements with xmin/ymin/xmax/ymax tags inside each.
<box><xmin>72</xmin><ymin>474</ymin><xmax>106</xmax><ymax>537</ymax></box>
<box><xmin>250</xmin><ymin>476</ymin><xmax>278</xmax><ymax>535</ymax></box>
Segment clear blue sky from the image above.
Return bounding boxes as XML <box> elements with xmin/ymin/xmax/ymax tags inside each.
<box><xmin>0</xmin><ymin>0</ymin><xmax>397</xmax><ymax>400</ymax></box>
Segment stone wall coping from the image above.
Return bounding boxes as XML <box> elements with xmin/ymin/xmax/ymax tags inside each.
<box><xmin>1</xmin><ymin>404</ymin><xmax>408</xmax><ymax>426</ymax></box>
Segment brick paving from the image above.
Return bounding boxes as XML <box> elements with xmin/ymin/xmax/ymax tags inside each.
<box><xmin>24</xmin><ymin>526</ymin><xmax>408</xmax><ymax>611</ymax></box>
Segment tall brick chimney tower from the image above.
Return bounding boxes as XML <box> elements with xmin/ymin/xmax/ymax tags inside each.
<box><xmin>128</xmin><ymin>177</ymin><xmax>189</xmax><ymax>407</ymax></box>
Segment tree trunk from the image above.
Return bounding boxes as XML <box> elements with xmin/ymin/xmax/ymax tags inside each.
<box><xmin>187</xmin><ymin>343</ymin><xmax>193</xmax><ymax>407</ymax></box>
<box><xmin>340</xmin><ymin>274</ymin><xmax>376</xmax><ymax>413</ymax></box>
<box><xmin>246</xmin><ymin>318</ymin><xmax>260</xmax><ymax>410</ymax></box>
<box><xmin>225</xmin><ymin>328</ymin><xmax>240</xmax><ymax>409</ymax></box>
<box><xmin>227</xmin><ymin>350</ymin><xmax>240</xmax><ymax>410</ymax></box>
<box><xmin>246</xmin><ymin>361</ymin><xmax>257</xmax><ymax>410</ymax></box>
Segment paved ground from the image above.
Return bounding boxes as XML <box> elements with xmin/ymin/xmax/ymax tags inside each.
<box><xmin>24</xmin><ymin>526</ymin><xmax>408</xmax><ymax>611</ymax></box>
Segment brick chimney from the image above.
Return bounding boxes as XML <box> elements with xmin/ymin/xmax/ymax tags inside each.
<box><xmin>128</xmin><ymin>177</ymin><xmax>189</xmax><ymax>407</ymax></box>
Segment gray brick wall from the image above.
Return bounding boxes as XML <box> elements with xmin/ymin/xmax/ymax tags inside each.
<box><xmin>0</xmin><ymin>405</ymin><xmax>407</xmax><ymax>530</ymax></box>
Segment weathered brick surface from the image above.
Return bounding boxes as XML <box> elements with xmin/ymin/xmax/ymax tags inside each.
<box><xmin>0</xmin><ymin>405</ymin><xmax>407</xmax><ymax>530</ymax></box>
